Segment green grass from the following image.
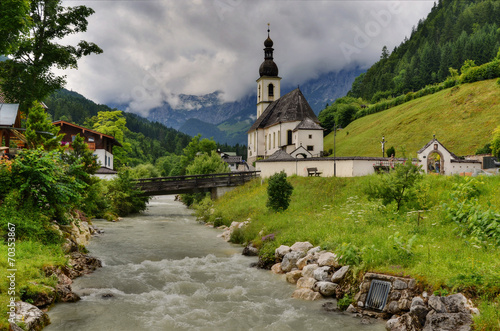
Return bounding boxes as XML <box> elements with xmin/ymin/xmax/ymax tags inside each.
<box><xmin>0</xmin><ymin>241</ymin><xmax>66</xmax><ymax>330</ymax></box>
<box><xmin>324</xmin><ymin>79</ymin><xmax>500</xmax><ymax>157</ymax></box>
<box><xmin>194</xmin><ymin>174</ymin><xmax>500</xmax><ymax>329</ymax></box>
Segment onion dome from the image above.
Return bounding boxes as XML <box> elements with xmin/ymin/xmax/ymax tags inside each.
<box><xmin>259</xmin><ymin>24</ymin><xmax>279</xmax><ymax>77</ymax></box>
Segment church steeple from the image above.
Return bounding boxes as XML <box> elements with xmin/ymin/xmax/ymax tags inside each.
<box><xmin>256</xmin><ymin>24</ymin><xmax>281</xmax><ymax>118</ymax></box>
<box><xmin>259</xmin><ymin>24</ymin><xmax>279</xmax><ymax>77</ymax></box>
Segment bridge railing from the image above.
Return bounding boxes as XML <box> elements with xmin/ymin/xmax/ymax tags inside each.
<box><xmin>132</xmin><ymin>171</ymin><xmax>260</xmax><ymax>184</ymax></box>
<box><xmin>132</xmin><ymin>171</ymin><xmax>261</xmax><ymax>195</ymax></box>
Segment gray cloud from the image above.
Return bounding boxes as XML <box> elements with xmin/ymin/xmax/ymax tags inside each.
<box><xmin>60</xmin><ymin>0</ymin><xmax>434</xmax><ymax>115</ymax></box>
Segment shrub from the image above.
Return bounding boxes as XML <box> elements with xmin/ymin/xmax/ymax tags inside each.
<box><xmin>337</xmin><ymin>295</ymin><xmax>353</xmax><ymax>311</ymax></box>
<box><xmin>365</xmin><ymin>160</ymin><xmax>423</xmax><ymax>211</ymax></box>
<box><xmin>266</xmin><ymin>171</ymin><xmax>293</xmax><ymax>212</ymax></box>
<box><xmin>104</xmin><ymin>168</ymin><xmax>150</xmax><ymax>216</ymax></box>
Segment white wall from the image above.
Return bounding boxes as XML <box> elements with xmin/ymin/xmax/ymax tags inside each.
<box><xmin>93</xmin><ymin>149</ymin><xmax>114</xmax><ymax>169</ymax></box>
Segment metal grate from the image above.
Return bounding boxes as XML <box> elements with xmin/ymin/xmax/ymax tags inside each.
<box><xmin>365</xmin><ymin>280</ymin><xmax>391</xmax><ymax>311</ymax></box>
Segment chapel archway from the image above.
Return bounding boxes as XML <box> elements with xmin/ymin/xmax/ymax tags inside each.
<box><xmin>427</xmin><ymin>150</ymin><xmax>444</xmax><ymax>175</ymax></box>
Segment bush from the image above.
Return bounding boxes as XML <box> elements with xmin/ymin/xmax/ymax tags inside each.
<box><xmin>104</xmin><ymin>168</ymin><xmax>150</xmax><ymax>216</ymax></box>
<box><xmin>266</xmin><ymin>171</ymin><xmax>293</xmax><ymax>212</ymax></box>
<box><xmin>365</xmin><ymin>160</ymin><xmax>423</xmax><ymax>211</ymax></box>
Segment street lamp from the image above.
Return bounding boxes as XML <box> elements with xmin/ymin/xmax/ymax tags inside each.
<box><xmin>334</xmin><ymin>123</ymin><xmax>342</xmax><ymax>177</ymax></box>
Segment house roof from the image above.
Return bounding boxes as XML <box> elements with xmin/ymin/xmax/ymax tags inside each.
<box><xmin>53</xmin><ymin>120</ymin><xmax>123</xmax><ymax>147</ymax></box>
<box><xmin>248</xmin><ymin>88</ymin><xmax>320</xmax><ymax>132</ymax></box>
<box><xmin>417</xmin><ymin>138</ymin><xmax>458</xmax><ymax>159</ymax></box>
<box><xmin>222</xmin><ymin>155</ymin><xmax>243</xmax><ymax>163</ymax></box>
<box><xmin>0</xmin><ymin>103</ymin><xmax>20</xmax><ymax>126</ymax></box>
<box><xmin>95</xmin><ymin>167</ymin><xmax>118</xmax><ymax>175</ymax></box>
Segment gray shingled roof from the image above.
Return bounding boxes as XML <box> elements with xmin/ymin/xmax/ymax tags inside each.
<box><xmin>258</xmin><ymin>149</ymin><xmax>295</xmax><ymax>162</ymax></box>
<box><xmin>248</xmin><ymin>88</ymin><xmax>320</xmax><ymax>132</ymax></box>
<box><xmin>293</xmin><ymin>117</ymin><xmax>323</xmax><ymax>131</ymax></box>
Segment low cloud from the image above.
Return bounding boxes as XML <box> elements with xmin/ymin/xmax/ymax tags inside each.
<box><xmin>61</xmin><ymin>0</ymin><xmax>434</xmax><ymax>116</ymax></box>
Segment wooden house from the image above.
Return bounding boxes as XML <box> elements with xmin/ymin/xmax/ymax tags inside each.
<box><xmin>53</xmin><ymin>120</ymin><xmax>122</xmax><ymax>171</ymax></box>
<box><xmin>0</xmin><ymin>93</ymin><xmax>21</xmax><ymax>154</ymax></box>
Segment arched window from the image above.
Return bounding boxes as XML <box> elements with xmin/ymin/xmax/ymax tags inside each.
<box><xmin>287</xmin><ymin>130</ymin><xmax>292</xmax><ymax>145</ymax></box>
<box><xmin>268</xmin><ymin>83</ymin><xmax>274</xmax><ymax>97</ymax></box>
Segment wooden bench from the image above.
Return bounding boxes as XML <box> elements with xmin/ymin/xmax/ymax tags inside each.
<box><xmin>307</xmin><ymin>167</ymin><xmax>322</xmax><ymax>176</ymax></box>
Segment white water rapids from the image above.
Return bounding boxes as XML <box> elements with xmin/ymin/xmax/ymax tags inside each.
<box><xmin>46</xmin><ymin>195</ymin><xmax>385</xmax><ymax>331</ymax></box>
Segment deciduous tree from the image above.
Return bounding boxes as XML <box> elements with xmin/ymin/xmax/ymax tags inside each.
<box><xmin>0</xmin><ymin>0</ymin><xmax>102</xmax><ymax>110</ymax></box>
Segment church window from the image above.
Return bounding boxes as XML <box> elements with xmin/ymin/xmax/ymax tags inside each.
<box><xmin>265</xmin><ymin>135</ymin><xmax>267</xmax><ymax>151</ymax></box>
<box><xmin>258</xmin><ymin>85</ymin><xmax>261</xmax><ymax>102</ymax></box>
<box><xmin>287</xmin><ymin>130</ymin><xmax>292</xmax><ymax>145</ymax></box>
<box><xmin>269</xmin><ymin>134</ymin><xmax>271</xmax><ymax>149</ymax></box>
<box><xmin>278</xmin><ymin>130</ymin><xmax>281</xmax><ymax>146</ymax></box>
<box><xmin>308</xmin><ymin>134</ymin><xmax>312</xmax><ymax>139</ymax></box>
<box><xmin>307</xmin><ymin>146</ymin><xmax>314</xmax><ymax>151</ymax></box>
<box><xmin>273</xmin><ymin>132</ymin><xmax>275</xmax><ymax>148</ymax></box>
<box><xmin>268</xmin><ymin>84</ymin><xmax>274</xmax><ymax>97</ymax></box>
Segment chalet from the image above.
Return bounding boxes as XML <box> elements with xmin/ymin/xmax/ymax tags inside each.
<box><xmin>0</xmin><ymin>93</ymin><xmax>21</xmax><ymax>154</ymax></box>
<box><xmin>53</xmin><ymin>120</ymin><xmax>122</xmax><ymax>172</ymax></box>
<box><xmin>247</xmin><ymin>27</ymin><xmax>324</xmax><ymax>164</ymax></box>
<box><xmin>217</xmin><ymin>150</ymin><xmax>250</xmax><ymax>172</ymax></box>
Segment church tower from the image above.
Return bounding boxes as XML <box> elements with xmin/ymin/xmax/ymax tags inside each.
<box><xmin>256</xmin><ymin>25</ymin><xmax>281</xmax><ymax>118</ymax></box>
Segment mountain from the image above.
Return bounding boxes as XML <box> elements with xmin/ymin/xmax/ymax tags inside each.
<box><xmin>136</xmin><ymin>68</ymin><xmax>364</xmax><ymax>145</ymax></box>
<box><xmin>348</xmin><ymin>0</ymin><xmax>500</xmax><ymax>102</ymax></box>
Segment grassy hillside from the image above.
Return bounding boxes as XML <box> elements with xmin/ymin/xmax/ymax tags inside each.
<box><xmin>194</xmin><ymin>174</ymin><xmax>500</xmax><ymax>329</ymax></box>
<box><xmin>324</xmin><ymin>79</ymin><xmax>500</xmax><ymax>157</ymax></box>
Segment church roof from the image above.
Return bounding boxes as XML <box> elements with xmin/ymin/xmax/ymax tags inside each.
<box><xmin>248</xmin><ymin>88</ymin><xmax>320</xmax><ymax>132</ymax></box>
<box><xmin>293</xmin><ymin>117</ymin><xmax>324</xmax><ymax>131</ymax></box>
<box><xmin>259</xmin><ymin>149</ymin><xmax>295</xmax><ymax>162</ymax></box>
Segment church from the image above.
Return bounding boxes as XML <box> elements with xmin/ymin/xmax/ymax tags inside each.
<box><xmin>247</xmin><ymin>27</ymin><xmax>324</xmax><ymax>165</ymax></box>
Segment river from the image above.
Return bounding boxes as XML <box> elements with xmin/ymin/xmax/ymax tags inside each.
<box><xmin>46</xmin><ymin>195</ymin><xmax>385</xmax><ymax>331</ymax></box>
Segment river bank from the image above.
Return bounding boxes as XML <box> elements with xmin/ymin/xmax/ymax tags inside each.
<box><xmin>193</xmin><ymin>175</ymin><xmax>500</xmax><ymax>330</ymax></box>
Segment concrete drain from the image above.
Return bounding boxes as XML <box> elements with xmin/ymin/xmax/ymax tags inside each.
<box><xmin>365</xmin><ymin>279</ymin><xmax>391</xmax><ymax>310</ymax></box>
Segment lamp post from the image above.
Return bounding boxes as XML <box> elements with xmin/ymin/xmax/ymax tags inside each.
<box><xmin>334</xmin><ymin>123</ymin><xmax>342</xmax><ymax>177</ymax></box>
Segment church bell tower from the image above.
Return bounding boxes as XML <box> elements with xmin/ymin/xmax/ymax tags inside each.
<box><xmin>256</xmin><ymin>24</ymin><xmax>281</xmax><ymax>118</ymax></box>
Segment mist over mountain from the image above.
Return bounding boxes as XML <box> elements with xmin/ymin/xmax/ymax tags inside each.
<box><xmin>115</xmin><ymin>68</ymin><xmax>364</xmax><ymax>145</ymax></box>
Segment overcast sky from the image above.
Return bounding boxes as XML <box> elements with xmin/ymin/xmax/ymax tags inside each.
<box><xmin>61</xmin><ymin>0</ymin><xmax>435</xmax><ymax>115</ymax></box>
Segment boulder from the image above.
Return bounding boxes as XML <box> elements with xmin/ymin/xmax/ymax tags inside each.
<box><xmin>410</xmin><ymin>297</ymin><xmax>429</xmax><ymax>327</ymax></box>
<box><xmin>23</xmin><ymin>283</ymin><xmax>55</xmax><ymax>308</ymax></box>
<box><xmin>422</xmin><ymin>312</ymin><xmax>472</xmax><ymax>331</ymax></box>
<box><xmin>285</xmin><ymin>270</ymin><xmax>303</xmax><ymax>284</ymax></box>
<box><xmin>302</xmin><ymin>264</ymin><xmax>319</xmax><ymax>278</ymax></box>
<box><xmin>296</xmin><ymin>254</ymin><xmax>314</xmax><ymax>270</ymax></box>
<box><xmin>386</xmin><ymin>313</ymin><xmax>422</xmax><ymax>331</ymax></box>
<box><xmin>242</xmin><ymin>244</ymin><xmax>259</xmax><ymax>256</ymax></box>
<box><xmin>296</xmin><ymin>277</ymin><xmax>317</xmax><ymax>290</ymax></box>
<box><xmin>442</xmin><ymin>293</ymin><xmax>469</xmax><ymax>314</ymax></box>
<box><xmin>281</xmin><ymin>250</ymin><xmax>306</xmax><ymax>272</ymax></box>
<box><xmin>317</xmin><ymin>252</ymin><xmax>340</xmax><ymax>268</ymax></box>
<box><xmin>292</xmin><ymin>288</ymin><xmax>323</xmax><ymax>301</ymax></box>
<box><xmin>271</xmin><ymin>263</ymin><xmax>284</xmax><ymax>274</ymax></box>
<box><xmin>275</xmin><ymin>245</ymin><xmax>292</xmax><ymax>259</ymax></box>
<box><xmin>56</xmin><ymin>284</ymin><xmax>80</xmax><ymax>303</ymax></box>
<box><xmin>15</xmin><ymin>301</ymin><xmax>50</xmax><ymax>331</ymax></box>
<box><xmin>290</xmin><ymin>241</ymin><xmax>313</xmax><ymax>253</ymax></box>
<box><xmin>313</xmin><ymin>281</ymin><xmax>338</xmax><ymax>297</ymax></box>
<box><xmin>307</xmin><ymin>246</ymin><xmax>322</xmax><ymax>256</ymax></box>
<box><xmin>313</xmin><ymin>266</ymin><xmax>333</xmax><ymax>282</ymax></box>
<box><xmin>428</xmin><ymin>295</ymin><xmax>447</xmax><ymax>313</ymax></box>
<box><xmin>68</xmin><ymin>252</ymin><xmax>102</xmax><ymax>278</ymax></box>
<box><xmin>331</xmin><ymin>265</ymin><xmax>350</xmax><ymax>283</ymax></box>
